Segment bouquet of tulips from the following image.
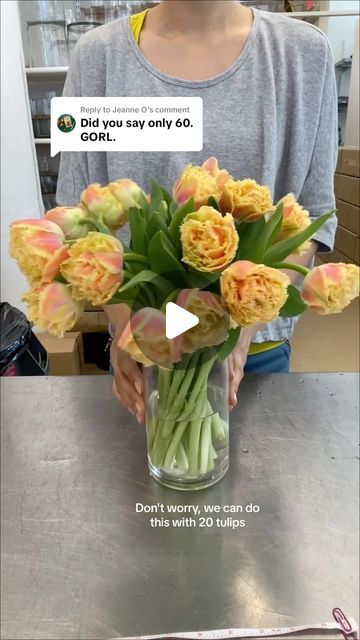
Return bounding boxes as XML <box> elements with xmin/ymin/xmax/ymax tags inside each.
<box><xmin>10</xmin><ymin>157</ymin><xmax>359</xmax><ymax>485</ymax></box>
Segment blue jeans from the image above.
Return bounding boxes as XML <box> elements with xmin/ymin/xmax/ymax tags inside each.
<box><xmin>244</xmin><ymin>341</ymin><xmax>291</xmax><ymax>374</ymax></box>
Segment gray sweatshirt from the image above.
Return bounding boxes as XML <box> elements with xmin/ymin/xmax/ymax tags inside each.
<box><xmin>57</xmin><ymin>8</ymin><xmax>338</xmax><ymax>342</ymax></box>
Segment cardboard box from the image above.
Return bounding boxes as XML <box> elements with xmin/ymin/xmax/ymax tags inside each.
<box><xmin>38</xmin><ymin>331</ymin><xmax>82</xmax><ymax>375</ymax></box>
<box><xmin>334</xmin><ymin>173</ymin><xmax>341</xmax><ymax>193</ymax></box>
<box><xmin>336</xmin><ymin>148</ymin><xmax>343</xmax><ymax>174</ymax></box>
<box><xmin>335</xmin><ymin>225</ymin><xmax>360</xmax><ymax>264</ymax></box>
<box><xmin>336</xmin><ymin>199</ymin><xmax>360</xmax><ymax>236</ymax></box>
<box><xmin>340</xmin><ymin>147</ymin><xmax>360</xmax><ymax>178</ymax></box>
<box><xmin>71</xmin><ymin>311</ymin><xmax>109</xmax><ymax>333</ymax></box>
<box><xmin>318</xmin><ymin>248</ymin><xmax>353</xmax><ymax>264</ymax></box>
<box><xmin>334</xmin><ymin>174</ymin><xmax>360</xmax><ymax>207</ymax></box>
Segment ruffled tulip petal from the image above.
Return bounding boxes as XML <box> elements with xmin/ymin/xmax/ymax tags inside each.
<box><xmin>60</xmin><ymin>232</ymin><xmax>124</xmax><ymax>305</ymax></box>
<box><xmin>11</xmin><ymin>218</ymin><xmax>64</xmax><ymax>237</ymax></box>
<box><xmin>173</xmin><ymin>158</ymin><xmax>229</xmax><ymax>209</ymax></box>
<box><xmin>180</xmin><ymin>206</ymin><xmax>238</xmax><ymax>272</ymax></box>
<box><xmin>45</xmin><ymin>206</ymin><xmax>91</xmax><ymax>239</ymax></box>
<box><xmin>42</xmin><ymin>245</ymin><xmax>69</xmax><ymax>283</ymax></box>
<box><xmin>275</xmin><ymin>193</ymin><xmax>311</xmax><ymax>254</ymax></box>
<box><xmin>219</xmin><ymin>178</ymin><xmax>273</xmax><ymax>221</ymax></box>
<box><xmin>176</xmin><ymin>289</ymin><xmax>229</xmax><ymax>353</ymax></box>
<box><xmin>221</xmin><ymin>260</ymin><xmax>290</xmax><ymax>326</ymax></box>
<box><xmin>119</xmin><ymin>308</ymin><xmax>182</xmax><ymax>367</ymax></box>
<box><xmin>301</xmin><ymin>262</ymin><xmax>360</xmax><ymax>314</ymax></box>
<box><xmin>23</xmin><ymin>282</ymin><xmax>84</xmax><ymax>337</ymax></box>
<box><xmin>10</xmin><ymin>218</ymin><xmax>66</xmax><ymax>286</ymax></box>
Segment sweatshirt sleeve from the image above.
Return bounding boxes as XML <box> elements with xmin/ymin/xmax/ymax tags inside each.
<box><xmin>56</xmin><ymin>44</ymin><xmax>90</xmax><ymax>206</ymax></box>
<box><xmin>299</xmin><ymin>39</ymin><xmax>338</xmax><ymax>252</ymax></box>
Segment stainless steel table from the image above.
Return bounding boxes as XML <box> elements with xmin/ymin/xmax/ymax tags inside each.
<box><xmin>1</xmin><ymin>373</ymin><xmax>359</xmax><ymax>640</ymax></box>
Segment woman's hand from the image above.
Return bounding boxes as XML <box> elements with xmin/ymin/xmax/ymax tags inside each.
<box><xmin>228</xmin><ymin>343</ymin><xmax>247</xmax><ymax>409</ymax></box>
<box><xmin>110</xmin><ymin>338</ymin><xmax>145</xmax><ymax>424</ymax></box>
<box><xmin>104</xmin><ymin>302</ymin><xmax>145</xmax><ymax>424</ymax></box>
<box><xmin>228</xmin><ymin>324</ymin><xmax>261</xmax><ymax>409</ymax></box>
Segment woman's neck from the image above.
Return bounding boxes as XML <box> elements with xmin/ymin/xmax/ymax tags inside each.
<box><xmin>152</xmin><ymin>1</ymin><xmax>247</xmax><ymax>37</ymax></box>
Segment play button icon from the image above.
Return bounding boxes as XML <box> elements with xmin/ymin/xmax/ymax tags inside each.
<box><xmin>165</xmin><ymin>302</ymin><xmax>199</xmax><ymax>339</ymax></box>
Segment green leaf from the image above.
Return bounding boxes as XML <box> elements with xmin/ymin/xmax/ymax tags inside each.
<box><xmin>217</xmin><ymin>327</ymin><xmax>241</xmax><ymax>360</ymax></box>
<box><xmin>235</xmin><ymin>217</ymin><xmax>266</xmax><ymax>261</ymax></box>
<box><xmin>128</xmin><ymin>207</ymin><xmax>147</xmax><ymax>255</ymax></box>
<box><xmin>169</xmin><ymin>202</ymin><xmax>178</xmax><ymax>217</ymax></box>
<box><xmin>168</xmin><ymin>197</ymin><xmax>195</xmax><ymax>244</ymax></box>
<box><xmin>146</xmin><ymin>212</ymin><xmax>171</xmax><ymax>244</ymax></box>
<box><xmin>137</xmin><ymin>192</ymin><xmax>150</xmax><ymax>218</ymax></box>
<box><xmin>158</xmin><ymin>200</ymin><xmax>170</xmax><ymax>223</ymax></box>
<box><xmin>117</xmin><ymin>269</ymin><xmax>174</xmax><ymax>298</ymax></box>
<box><xmin>79</xmin><ymin>217</ymin><xmax>111</xmax><ymax>235</ymax></box>
<box><xmin>160</xmin><ymin>288</ymin><xmax>182</xmax><ymax>311</ymax></box>
<box><xmin>160</xmin><ymin>187</ymin><xmax>173</xmax><ymax>207</ymax></box>
<box><xmin>53</xmin><ymin>274</ymin><xmax>67</xmax><ymax>284</ymax></box>
<box><xmin>150</xmin><ymin>181</ymin><xmax>164</xmax><ymax>214</ymax></box>
<box><xmin>207</xmin><ymin>196</ymin><xmax>220</xmax><ymax>211</ymax></box>
<box><xmin>279</xmin><ymin>284</ymin><xmax>308</xmax><ymax>317</ymax></box>
<box><xmin>187</xmin><ymin>269</ymin><xmax>220</xmax><ymax>290</ymax></box>
<box><xmin>264</xmin><ymin>210</ymin><xmax>336</xmax><ymax>264</ymax></box>
<box><xmin>251</xmin><ymin>203</ymin><xmax>284</xmax><ymax>262</ymax></box>
<box><xmin>124</xmin><ymin>261</ymin><xmax>148</xmax><ymax>276</ymax></box>
<box><xmin>107</xmin><ymin>293</ymin><xmax>134</xmax><ymax>305</ymax></box>
<box><xmin>148</xmin><ymin>231</ymin><xmax>188</xmax><ymax>287</ymax></box>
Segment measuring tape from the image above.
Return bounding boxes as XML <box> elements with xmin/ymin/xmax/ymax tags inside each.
<box><xmin>114</xmin><ymin>610</ymin><xmax>359</xmax><ymax>640</ymax></box>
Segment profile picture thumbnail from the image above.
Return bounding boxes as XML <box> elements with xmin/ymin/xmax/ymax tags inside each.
<box><xmin>57</xmin><ymin>114</ymin><xmax>76</xmax><ymax>133</ymax></box>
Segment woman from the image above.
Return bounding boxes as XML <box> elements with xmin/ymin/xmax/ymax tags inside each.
<box><xmin>56</xmin><ymin>0</ymin><xmax>337</xmax><ymax>423</ymax></box>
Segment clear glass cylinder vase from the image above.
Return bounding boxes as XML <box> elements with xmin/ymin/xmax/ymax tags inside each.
<box><xmin>144</xmin><ymin>351</ymin><xmax>229</xmax><ymax>491</ymax></box>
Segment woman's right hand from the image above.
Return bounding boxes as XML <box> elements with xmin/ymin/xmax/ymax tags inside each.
<box><xmin>110</xmin><ymin>338</ymin><xmax>145</xmax><ymax>424</ymax></box>
<box><xmin>104</xmin><ymin>302</ymin><xmax>145</xmax><ymax>424</ymax></box>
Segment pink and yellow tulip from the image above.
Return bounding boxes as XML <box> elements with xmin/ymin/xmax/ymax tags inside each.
<box><xmin>276</xmin><ymin>193</ymin><xmax>311</xmax><ymax>254</ymax></box>
<box><xmin>81</xmin><ymin>179</ymin><xmax>144</xmax><ymax>230</ymax></box>
<box><xmin>221</xmin><ymin>260</ymin><xmax>290</xmax><ymax>326</ymax></box>
<box><xmin>9</xmin><ymin>219</ymin><xmax>68</xmax><ymax>286</ymax></box>
<box><xmin>23</xmin><ymin>282</ymin><xmax>84</xmax><ymax>337</ymax></box>
<box><xmin>219</xmin><ymin>178</ymin><xmax>273</xmax><ymax>221</ymax></box>
<box><xmin>45</xmin><ymin>205</ymin><xmax>91</xmax><ymax>239</ymax></box>
<box><xmin>173</xmin><ymin>157</ymin><xmax>230</xmax><ymax>209</ymax></box>
<box><xmin>118</xmin><ymin>308</ymin><xmax>182</xmax><ymax>367</ymax></box>
<box><xmin>81</xmin><ymin>183</ymin><xmax>127</xmax><ymax>231</ymax></box>
<box><xmin>60</xmin><ymin>232</ymin><xmax>124</xmax><ymax>305</ymax></box>
<box><xmin>180</xmin><ymin>206</ymin><xmax>238</xmax><ymax>272</ymax></box>
<box><xmin>108</xmin><ymin>178</ymin><xmax>145</xmax><ymax>210</ymax></box>
<box><xmin>301</xmin><ymin>262</ymin><xmax>360</xmax><ymax>314</ymax></box>
<box><xmin>176</xmin><ymin>289</ymin><xmax>229</xmax><ymax>352</ymax></box>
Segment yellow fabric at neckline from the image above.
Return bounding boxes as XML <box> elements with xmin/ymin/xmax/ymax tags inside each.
<box><xmin>129</xmin><ymin>9</ymin><xmax>149</xmax><ymax>44</ymax></box>
<box><xmin>129</xmin><ymin>11</ymin><xmax>284</xmax><ymax>360</ymax></box>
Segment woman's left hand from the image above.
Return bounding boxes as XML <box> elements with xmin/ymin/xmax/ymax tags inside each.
<box><xmin>228</xmin><ymin>343</ymin><xmax>248</xmax><ymax>409</ymax></box>
<box><xmin>228</xmin><ymin>324</ymin><xmax>261</xmax><ymax>409</ymax></box>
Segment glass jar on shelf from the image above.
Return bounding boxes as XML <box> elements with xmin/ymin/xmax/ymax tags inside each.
<box><xmin>27</xmin><ymin>20</ymin><xmax>68</xmax><ymax>67</ymax></box>
<box><xmin>78</xmin><ymin>0</ymin><xmax>106</xmax><ymax>24</ymax></box>
<box><xmin>67</xmin><ymin>21</ymin><xmax>102</xmax><ymax>55</ymax></box>
<box><xmin>23</xmin><ymin>0</ymin><xmax>66</xmax><ymax>22</ymax></box>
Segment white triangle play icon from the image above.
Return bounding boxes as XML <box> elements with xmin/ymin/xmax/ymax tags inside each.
<box><xmin>165</xmin><ymin>302</ymin><xmax>199</xmax><ymax>339</ymax></box>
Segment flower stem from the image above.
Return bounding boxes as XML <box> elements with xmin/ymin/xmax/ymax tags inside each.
<box><xmin>163</xmin><ymin>420</ymin><xmax>189</xmax><ymax>470</ymax></box>
<box><xmin>199</xmin><ymin>416</ymin><xmax>212</xmax><ymax>474</ymax></box>
<box><xmin>271</xmin><ymin>262</ymin><xmax>310</xmax><ymax>277</ymax></box>
<box><xmin>123</xmin><ymin>253</ymin><xmax>150</xmax><ymax>266</ymax></box>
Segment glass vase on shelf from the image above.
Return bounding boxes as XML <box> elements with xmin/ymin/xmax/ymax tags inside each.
<box><xmin>67</xmin><ymin>21</ymin><xmax>102</xmax><ymax>56</ymax></box>
<box><xmin>27</xmin><ymin>21</ymin><xmax>68</xmax><ymax>67</ymax></box>
<box><xmin>144</xmin><ymin>349</ymin><xmax>229</xmax><ymax>491</ymax></box>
